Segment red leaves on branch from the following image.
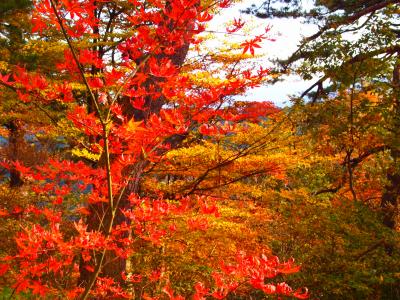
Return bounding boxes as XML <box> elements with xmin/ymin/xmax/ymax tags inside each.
<box><xmin>241</xmin><ymin>37</ymin><xmax>263</xmax><ymax>56</ymax></box>
<box><xmin>0</xmin><ymin>0</ymin><xmax>309</xmax><ymax>298</ymax></box>
<box><xmin>187</xmin><ymin>217</ymin><xmax>209</xmax><ymax>231</ymax></box>
<box><xmin>219</xmin><ymin>0</ymin><xmax>232</xmax><ymax>8</ymax></box>
<box><xmin>149</xmin><ymin>269</ymin><xmax>162</xmax><ymax>282</ymax></box>
<box><xmin>55</xmin><ymin>82</ymin><xmax>74</xmax><ymax>102</ymax></box>
<box><xmin>241</xmin><ymin>26</ymin><xmax>275</xmax><ymax>56</ymax></box>
<box><xmin>92</xmin><ymin>277</ymin><xmax>129</xmax><ymax>299</ymax></box>
<box><xmin>12</xmin><ymin>67</ymin><xmax>48</xmax><ymax>92</ymax></box>
<box><xmin>226</xmin><ymin>18</ymin><xmax>245</xmax><ymax>33</ymax></box>
<box><xmin>149</xmin><ymin>58</ymin><xmax>177</xmax><ymax>78</ymax></box>
<box><xmin>13</xmin><ymin>160</ymin><xmax>32</xmax><ymax>176</ymax></box>
<box><xmin>78</xmin><ymin>49</ymin><xmax>103</xmax><ymax>68</ymax></box>
<box><xmin>203</xmin><ymin>252</ymin><xmax>309</xmax><ymax>299</ymax></box>
<box><xmin>197</xmin><ymin>11</ymin><xmax>213</xmax><ymax>22</ymax></box>
<box><xmin>197</xmin><ymin>195</ymin><xmax>220</xmax><ymax>217</ymax></box>
<box><xmin>0</xmin><ymin>73</ymin><xmax>12</xmax><ymax>85</ymax></box>
<box><xmin>67</xmin><ymin>106</ymin><xmax>102</xmax><ymax>137</ymax></box>
<box><xmin>88</xmin><ymin>77</ymin><xmax>104</xmax><ymax>89</ymax></box>
<box><xmin>226</xmin><ymin>101</ymin><xmax>280</xmax><ymax>122</ymax></box>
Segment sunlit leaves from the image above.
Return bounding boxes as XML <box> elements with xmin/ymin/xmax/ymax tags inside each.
<box><xmin>0</xmin><ymin>0</ymin><xmax>307</xmax><ymax>298</ymax></box>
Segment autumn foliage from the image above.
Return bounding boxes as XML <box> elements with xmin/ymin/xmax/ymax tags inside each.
<box><xmin>0</xmin><ymin>0</ymin><xmax>308</xmax><ymax>299</ymax></box>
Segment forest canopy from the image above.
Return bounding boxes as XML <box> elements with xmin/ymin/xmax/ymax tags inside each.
<box><xmin>0</xmin><ymin>0</ymin><xmax>399</xmax><ymax>299</ymax></box>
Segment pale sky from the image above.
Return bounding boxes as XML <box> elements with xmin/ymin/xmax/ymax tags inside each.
<box><xmin>208</xmin><ymin>1</ymin><xmax>318</xmax><ymax>107</ymax></box>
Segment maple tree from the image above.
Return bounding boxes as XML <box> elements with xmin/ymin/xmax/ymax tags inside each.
<box><xmin>0</xmin><ymin>0</ymin><xmax>309</xmax><ymax>298</ymax></box>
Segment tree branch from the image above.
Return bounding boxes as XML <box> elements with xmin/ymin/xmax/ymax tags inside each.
<box><xmin>281</xmin><ymin>0</ymin><xmax>400</xmax><ymax>69</ymax></box>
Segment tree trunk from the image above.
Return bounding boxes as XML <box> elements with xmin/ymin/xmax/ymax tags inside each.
<box><xmin>380</xmin><ymin>59</ymin><xmax>400</xmax><ymax>231</ymax></box>
<box><xmin>5</xmin><ymin>119</ymin><xmax>24</xmax><ymax>188</ymax></box>
<box><xmin>78</xmin><ymin>10</ymin><xmax>195</xmax><ymax>286</ymax></box>
<box><xmin>381</xmin><ymin>157</ymin><xmax>400</xmax><ymax>230</ymax></box>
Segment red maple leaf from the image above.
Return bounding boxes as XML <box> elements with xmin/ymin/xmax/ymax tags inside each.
<box><xmin>241</xmin><ymin>37</ymin><xmax>263</xmax><ymax>56</ymax></box>
<box><xmin>149</xmin><ymin>57</ymin><xmax>176</xmax><ymax>77</ymax></box>
<box><xmin>227</xmin><ymin>18</ymin><xmax>245</xmax><ymax>33</ymax></box>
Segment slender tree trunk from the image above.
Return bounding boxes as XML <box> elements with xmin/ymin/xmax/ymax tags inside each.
<box><xmin>78</xmin><ymin>159</ymin><xmax>146</xmax><ymax>283</ymax></box>
<box><xmin>5</xmin><ymin>119</ymin><xmax>24</xmax><ymax>188</ymax></box>
<box><xmin>78</xmin><ymin>13</ymin><xmax>195</xmax><ymax>286</ymax></box>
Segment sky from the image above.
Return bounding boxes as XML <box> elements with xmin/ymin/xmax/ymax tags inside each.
<box><xmin>208</xmin><ymin>1</ymin><xmax>319</xmax><ymax>107</ymax></box>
